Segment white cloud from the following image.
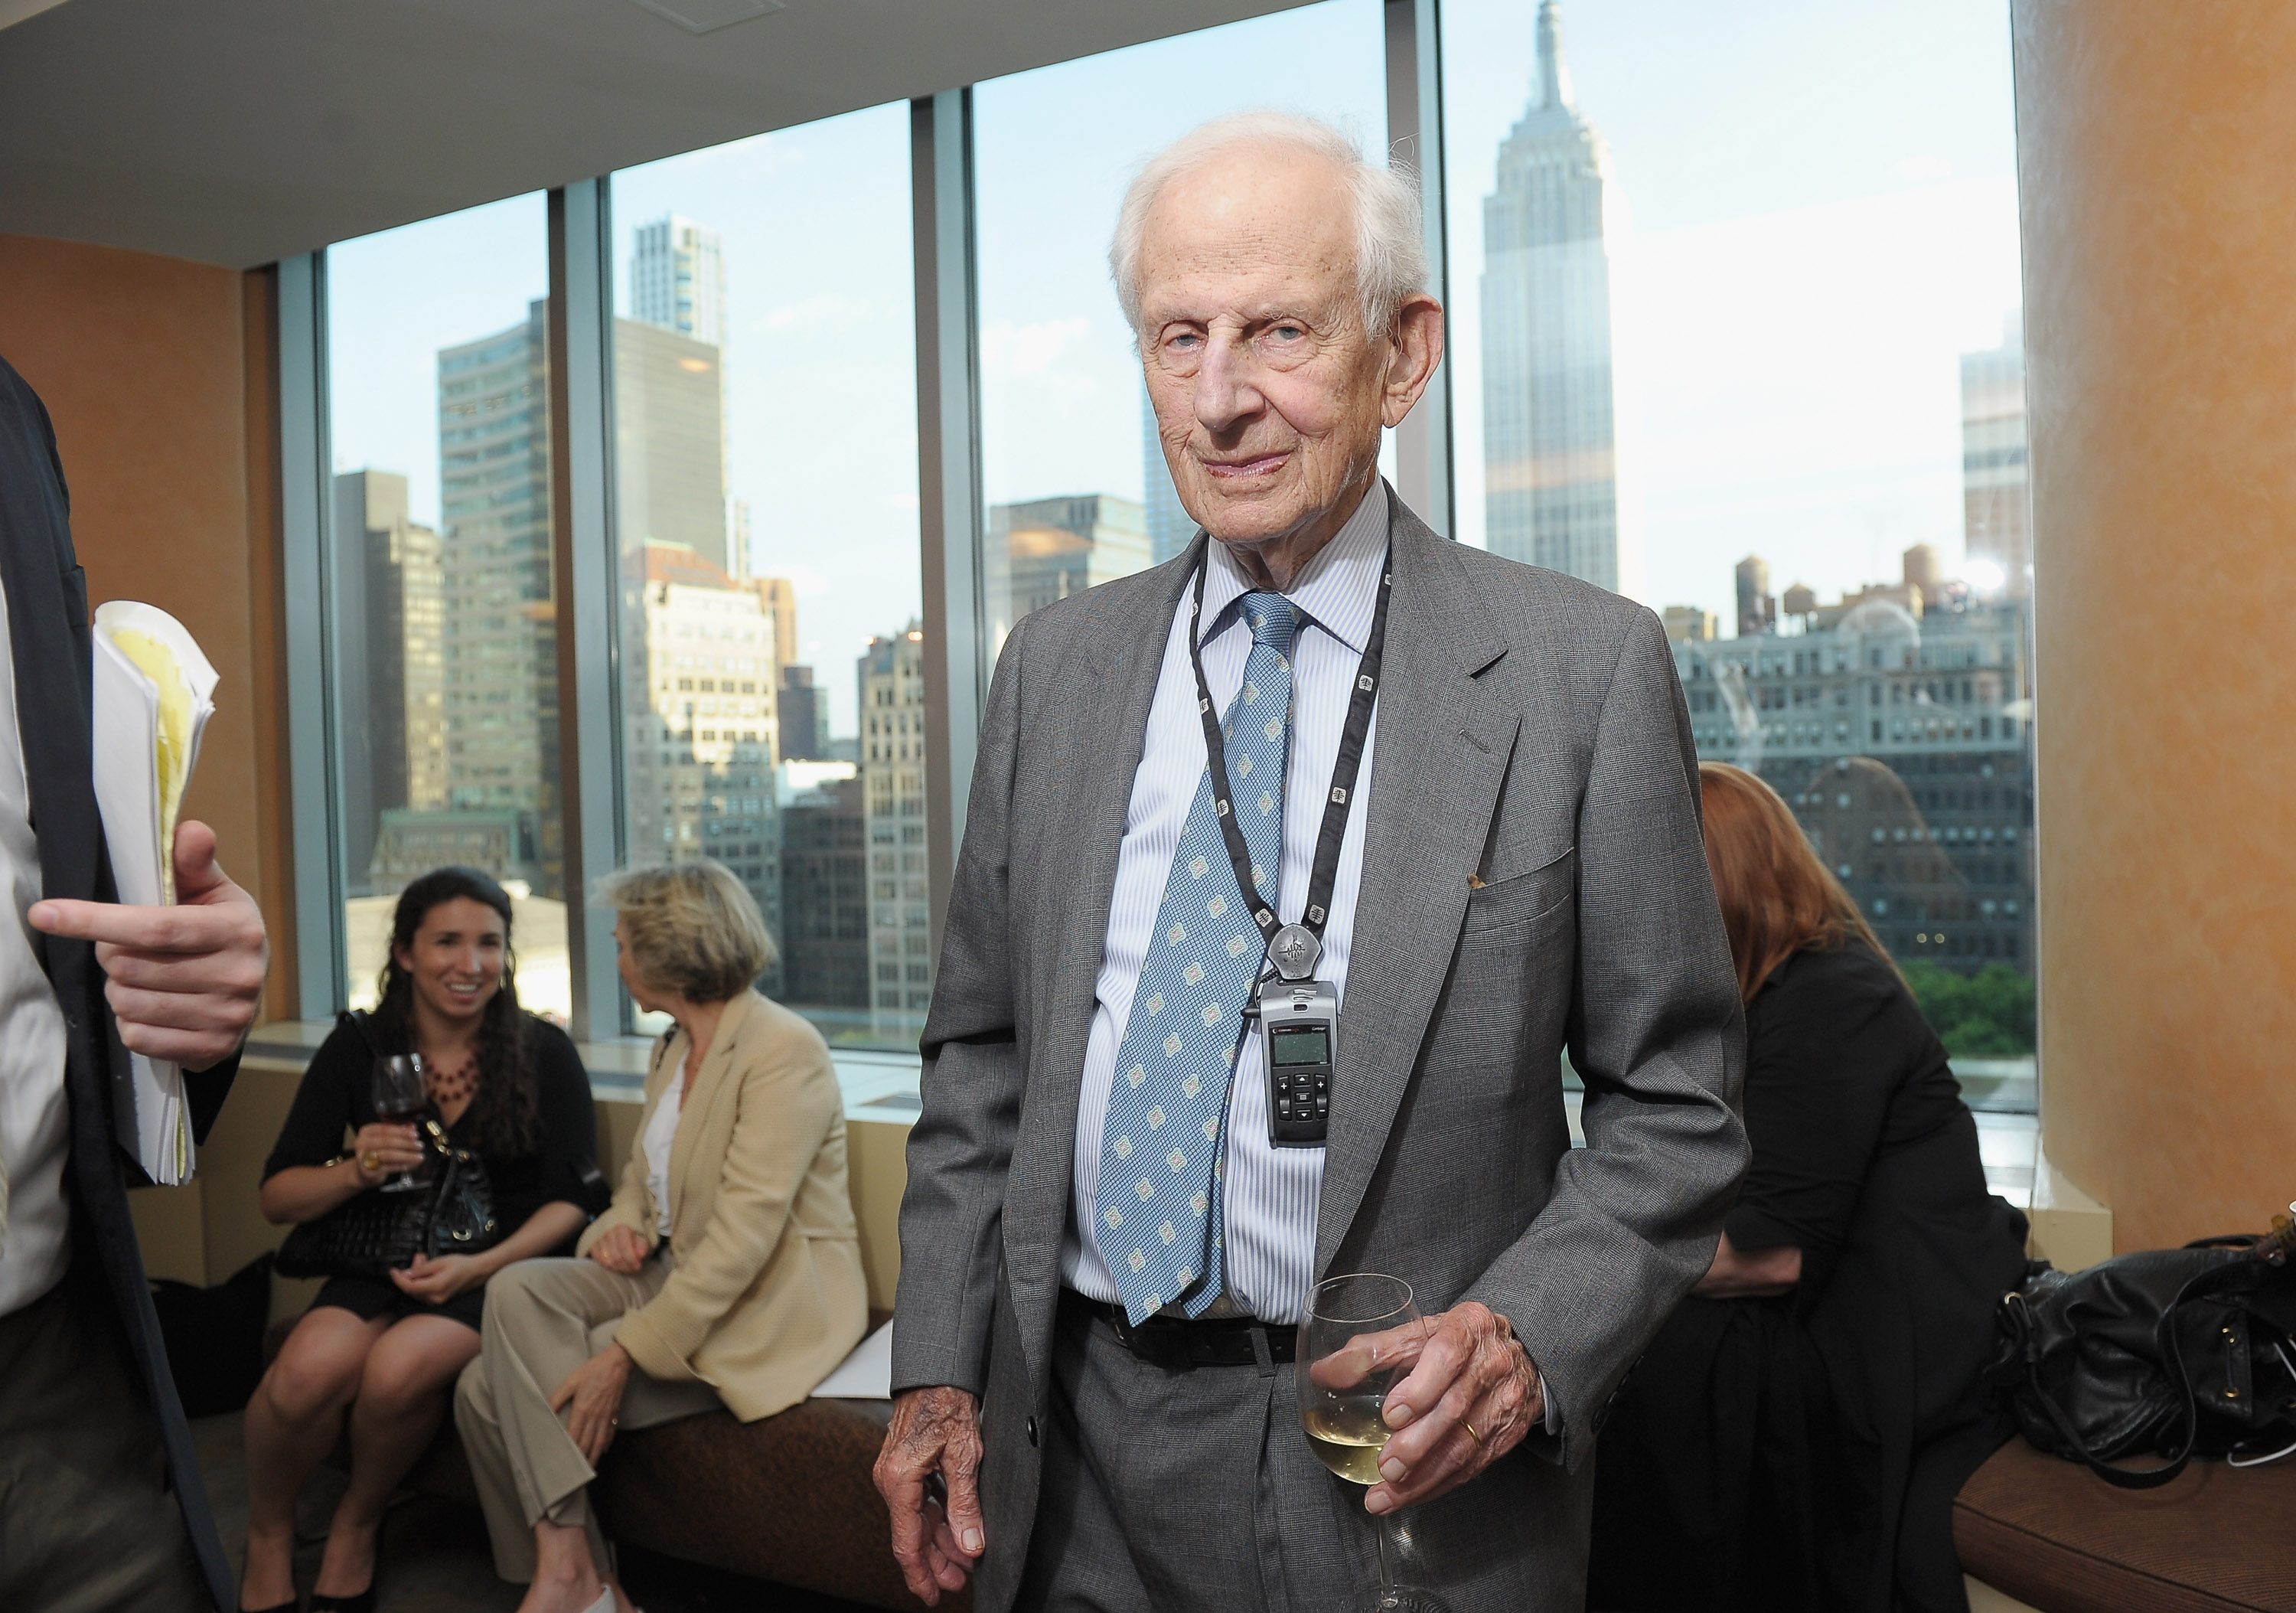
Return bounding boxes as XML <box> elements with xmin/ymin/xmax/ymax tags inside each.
<box><xmin>980</xmin><ymin>316</ymin><xmax>1093</xmax><ymax>380</ymax></box>
<box><xmin>771</xmin><ymin>564</ymin><xmax>830</xmax><ymax>599</ymax></box>
<box><xmin>755</xmin><ymin>292</ymin><xmax>869</xmax><ymax>335</ymax></box>
<box><xmin>1893</xmin><ymin>155</ymin><xmax>1955</xmax><ymax>184</ymax></box>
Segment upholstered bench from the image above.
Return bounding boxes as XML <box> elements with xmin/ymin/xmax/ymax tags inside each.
<box><xmin>275</xmin><ymin>1317</ymin><xmax>962</xmax><ymax>1611</ymax></box>
<box><xmin>1955</xmin><ymin>1435</ymin><xmax>2296</xmax><ymax>1612</ymax></box>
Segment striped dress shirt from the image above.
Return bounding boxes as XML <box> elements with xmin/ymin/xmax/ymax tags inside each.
<box><xmin>1062</xmin><ymin>481</ymin><xmax>1388</xmax><ymax>1326</ymax></box>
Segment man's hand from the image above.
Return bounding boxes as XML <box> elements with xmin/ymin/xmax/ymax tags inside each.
<box><xmin>1327</xmin><ymin>1301</ymin><xmax>1542</xmax><ymax>1515</ymax></box>
<box><xmin>28</xmin><ymin>821</ymin><xmax>267</xmax><ymax>1069</ymax></box>
<box><xmin>587</xmin><ymin>1223</ymin><xmax>651</xmax><ymax>1275</ymax></box>
<box><xmin>550</xmin><ymin>1341</ymin><xmax>634</xmax><ymax>1466</ymax></box>
<box><xmin>873</xmin><ymin>1385</ymin><xmax>986</xmax><ymax>1605</ymax></box>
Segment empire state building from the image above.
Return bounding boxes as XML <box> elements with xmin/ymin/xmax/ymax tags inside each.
<box><xmin>1482</xmin><ymin>0</ymin><xmax>1626</xmax><ymax>592</ymax></box>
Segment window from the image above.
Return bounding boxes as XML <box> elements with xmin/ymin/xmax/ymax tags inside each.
<box><xmin>1439</xmin><ymin>1</ymin><xmax>2035</xmax><ymax>1105</ymax></box>
<box><xmin>971</xmin><ymin>0</ymin><xmax>1391</xmax><ymax>651</ymax></box>
<box><xmin>324</xmin><ymin>195</ymin><xmax>569</xmax><ymax>1019</ymax></box>
<box><xmin>609</xmin><ymin>103</ymin><xmax>924</xmax><ymax>1048</ymax></box>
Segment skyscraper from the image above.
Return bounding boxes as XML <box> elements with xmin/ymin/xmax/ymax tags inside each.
<box><xmin>613</xmin><ymin>318</ymin><xmax>729</xmax><ymax>573</ymax></box>
<box><xmin>985</xmin><ymin>493</ymin><xmax>1151</xmax><ymax>650</ymax></box>
<box><xmin>1962</xmin><ymin>314</ymin><xmax>2030</xmax><ymax>598</ymax></box>
<box><xmin>1482</xmin><ymin>0</ymin><xmax>1626</xmax><ymax>593</ymax></box>
<box><xmin>331</xmin><ymin>469</ymin><xmax>444</xmax><ymax>889</ymax></box>
<box><xmin>438</xmin><ymin>301</ymin><xmax>561</xmax><ymax>896</ymax></box>
<box><xmin>779</xmin><ymin>770</ymin><xmax>869</xmax><ymax>1022</ymax></box>
<box><xmin>778</xmin><ymin>664</ymin><xmax>824</xmax><ymax>760</ymax></box>
<box><xmin>1141</xmin><ymin>387</ymin><xmax>1195</xmax><ymax>565</ymax></box>
<box><xmin>630</xmin><ymin>214</ymin><xmax>726</xmax><ymax>348</ymax></box>
<box><xmin>621</xmin><ymin>542</ymin><xmax>781</xmax><ymax>934</ymax></box>
<box><xmin>860</xmin><ymin>625</ymin><xmax>931</xmax><ymax>1039</ymax></box>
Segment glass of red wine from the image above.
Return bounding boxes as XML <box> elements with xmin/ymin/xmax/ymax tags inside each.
<box><xmin>370</xmin><ymin>1054</ymin><xmax>432</xmax><ymax>1194</ymax></box>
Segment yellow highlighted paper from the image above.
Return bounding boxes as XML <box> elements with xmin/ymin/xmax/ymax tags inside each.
<box><xmin>107</xmin><ymin>628</ymin><xmax>197</xmax><ymax>903</ymax></box>
<box><xmin>90</xmin><ymin>602</ymin><xmax>219</xmax><ymax>1184</ymax></box>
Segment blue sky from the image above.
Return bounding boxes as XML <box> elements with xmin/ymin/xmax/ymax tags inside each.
<box><xmin>323</xmin><ymin>0</ymin><xmax>2024</xmax><ymax>737</ymax></box>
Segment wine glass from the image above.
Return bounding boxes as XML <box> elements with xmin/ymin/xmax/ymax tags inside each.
<box><xmin>1300</xmin><ymin>1273</ymin><xmax>1451</xmax><ymax>1613</ymax></box>
<box><xmin>370</xmin><ymin>1054</ymin><xmax>432</xmax><ymax>1194</ymax></box>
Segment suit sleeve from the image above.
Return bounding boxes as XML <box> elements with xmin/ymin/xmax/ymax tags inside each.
<box><xmin>1463</xmin><ymin>609</ymin><xmax>1748</xmax><ymax>1471</ymax></box>
<box><xmin>888</xmin><ymin>615</ymin><xmax>1030</xmax><ymax>1399</ymax></box>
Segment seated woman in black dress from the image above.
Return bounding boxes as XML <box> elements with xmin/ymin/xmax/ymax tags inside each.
<box><xmin>237</xmin><ymin>867</ymin><xmax>596</xmax><ymax>1613</ymax></box>
<box><xmin>1587</xmin><ymin>763</ymin><xmax>2030</xmax><ymax>1613</ymax></box>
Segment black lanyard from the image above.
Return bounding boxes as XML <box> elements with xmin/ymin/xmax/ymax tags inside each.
<box><xmin>1186</xmin><ymin>541</ymin><xmax>1392</xmax><ymax>958</ymax></box>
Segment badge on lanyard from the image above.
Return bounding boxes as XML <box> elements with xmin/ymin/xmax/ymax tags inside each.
<box><xmin>1186</xmin><ymin>546</ymin><xmax>1391</xmax><ymax>1150</ymax></box>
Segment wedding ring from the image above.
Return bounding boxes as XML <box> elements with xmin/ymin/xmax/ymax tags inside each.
<box><xmin>1462</xmin><ymin>1420</ymin><xmax>1484</xmax><ymax>1448</ymax></box>
<box><xmin>360</xmin><ymin>1151</ymin><xmax>383</xmax><ymax>1171</ymax></box>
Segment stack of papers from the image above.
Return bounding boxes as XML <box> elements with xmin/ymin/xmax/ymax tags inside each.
<box><xmin>90</xmin><ymin>602</ymin><xmax>217</xmax><ymax>1186</ymax></box>
<box><xmin>810</xmin><ymin>1320</ymin><xmax>894</xmax><ymax>1399</ymax></box>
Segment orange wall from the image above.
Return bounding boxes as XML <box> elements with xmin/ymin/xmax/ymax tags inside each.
<box><xmin>0</xmin><ymin>235</ymin><xmax>294</xmax><ymax>1017</ymax></box>
<box><xmin>2017</xmin><ymin>2</ymin><xmax>2296</xmax><ymax>1251</ymax></box>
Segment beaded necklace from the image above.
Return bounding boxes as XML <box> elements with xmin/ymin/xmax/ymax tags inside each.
<box><xmin>424</xmin><ymin>1050</ymin><xmax>480</xmax><ymax>1114</ymax></box>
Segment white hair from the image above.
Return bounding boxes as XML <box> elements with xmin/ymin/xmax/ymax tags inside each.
<box><xmin>1109</xmin><ymin>110</ymin><xmax>1429</xmax><ymax>340</ymax></box>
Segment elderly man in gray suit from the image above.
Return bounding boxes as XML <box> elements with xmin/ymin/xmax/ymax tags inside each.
<box><xmin>874</xmin><ymin>110</ymin><xmax>1747</xmax><ymax>1612</ymax></box>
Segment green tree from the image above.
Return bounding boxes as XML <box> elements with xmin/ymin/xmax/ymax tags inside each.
<box><xmin>1901</xmin><ymin>960</ymin><xmax>2037</xmax><ymax>1057</ymax></box>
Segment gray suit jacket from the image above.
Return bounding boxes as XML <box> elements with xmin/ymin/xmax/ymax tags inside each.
<box><xmin>892</xmin><ymin>492</ymin><xmax>1747</xmax><ymax>1608</ymax></box>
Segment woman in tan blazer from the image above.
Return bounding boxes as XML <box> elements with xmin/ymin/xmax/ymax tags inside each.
<box><xmin>454</xmin><ymin>860</ymin><xmax>867</xmax><ymax>1613</ymax></box>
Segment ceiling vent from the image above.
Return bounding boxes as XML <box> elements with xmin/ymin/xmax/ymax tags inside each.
<box><xmin>628</xmin><ymin>0</ymin><xmax>784</xmax><ymax>34</ymax></box>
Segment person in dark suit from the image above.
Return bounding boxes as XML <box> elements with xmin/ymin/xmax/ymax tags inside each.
<box><xmin>0</xmin><ymin>353</ymin><xmax>271</xmax><ymax>1613</ymax></box>
<box><xmin>1586</xmin><ymin>762</ymin><xmax>2030</xmax><ymax>1613</ymax></box>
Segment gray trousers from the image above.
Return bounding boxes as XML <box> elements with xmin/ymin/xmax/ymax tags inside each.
<box><xmin>1018</xmin><ymin>1296</ymin><xmax>1576</xmax><ymax>1613</ymax></box>
<box><xmin>0</xmin><ymin>1262</ymin><xmax>206</xmax><ymax>1613</ymax></box>
<box><xmin>453</xmin><ymin>1256</ymin><xmax>721</xmax><ymax>1583</ymax></box>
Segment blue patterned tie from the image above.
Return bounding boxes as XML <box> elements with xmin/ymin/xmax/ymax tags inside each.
<box><xmin>1097</xmin><ymin>591</ymin><xmax>1297</xmax><ymax>1324</ymax></box>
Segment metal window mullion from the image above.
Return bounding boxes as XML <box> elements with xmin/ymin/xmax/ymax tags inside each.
<box><xmin>914</xmin><ymin>88</ymin><xmax>986</xmax><ymax>960</ymax></box>
<box><xmin>1386</xmin><ymin>0</ymin><xmax>1455</xmax><ymax>537</ymax></box>
<box><xmin>548</xmin><ymin>180</ymin><xmax>627</xmax><ymax>1042</ymax></box>
<box><xmin>277</xmin><ymin>252</ymin><xmax>347</xmax><ymax>1019</ymax></box>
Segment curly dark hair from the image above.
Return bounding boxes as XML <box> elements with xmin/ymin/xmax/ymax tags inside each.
<box><xmin>372</xmin><ymin>866</ymin><xmax>539</xmax><ymax>1158</ymax></box>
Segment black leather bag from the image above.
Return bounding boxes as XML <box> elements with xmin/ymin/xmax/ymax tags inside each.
<box><xmin>1988</xmin><ymin>1236</ymin><xmax>2296</xmax><ymax>1488</ymax></box>
<box><xmin>273</xmin><ymin>1013</ymin><xmax>503</xmax><ymax>1282</ymax></box>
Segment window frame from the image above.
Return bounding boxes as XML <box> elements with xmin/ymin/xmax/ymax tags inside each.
<box><xmin>269</xmin><ymin>2</ymin><xmax>1518</xmax><ymax>1036</ymax></box>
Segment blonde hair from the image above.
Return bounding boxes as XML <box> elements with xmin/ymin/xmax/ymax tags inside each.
<box><xmin>598</xmin><ymin>860</ymin><xmax>775</xmax><ymax>1004</ymax></box>
<box><xmin>1110</xmin><ymin>109</ymin><xmax>1428</xmax><ymax>341</ymax></box>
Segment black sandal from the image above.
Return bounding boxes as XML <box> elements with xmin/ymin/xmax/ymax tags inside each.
<box><xmin>308</xmin><ymin>1592</ymin><xmax>373</xmax><ymax>1613</ymax></box>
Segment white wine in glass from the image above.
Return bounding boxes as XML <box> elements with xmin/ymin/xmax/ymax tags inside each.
<box><xmin>1299</xmin><ymin>1273</ymin><xmax>1452</xmax><ymax>1613</ymax></box>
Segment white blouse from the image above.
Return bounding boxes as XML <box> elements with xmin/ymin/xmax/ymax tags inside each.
<box><xmin>643</xmin><ymin>1053</ymin><xmax>686</xmax><ymax>1239</ymax></box>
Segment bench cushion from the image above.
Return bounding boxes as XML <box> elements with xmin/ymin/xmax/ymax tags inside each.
<box><xmin>1954</xmin><ymin>1437</ymin><xmax>2296</xmax><ymax>1612</ymax></box>
<box><xmin>595</xmin><ymin>1396</ymin><xmax>967</xmax><ymax>1613</ymax></box>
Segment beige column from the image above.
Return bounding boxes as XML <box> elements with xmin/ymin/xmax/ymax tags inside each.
<box><xmin>2016</xmin><ymin>1</ymin><xmax>2296</xmax><ymax>1251</ymax></box>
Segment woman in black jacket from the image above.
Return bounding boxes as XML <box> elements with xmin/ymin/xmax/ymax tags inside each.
<box><xmin>236</xmin><ymin>868</ymin><xmax>595</xmax><ymax>1613</ymax></box>
<box><xmin>1587</xmin><ymin>763</ymin><xmax>2030</xmax><ymax>1613</ymax></box>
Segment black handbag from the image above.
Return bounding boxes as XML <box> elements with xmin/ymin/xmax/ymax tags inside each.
<box><xmin>274</xmin><ymin>1013</ymin><xmax>503</xmax><ymax>1282</ymax></box>
<box><xmin>1987</xmin><ymin>1229</ymin><xmax>2296</xmax><ymax>1488</ymax></box>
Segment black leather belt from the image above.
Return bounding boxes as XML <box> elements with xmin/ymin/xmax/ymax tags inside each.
<box><xmin>1062</xmin><ymin>1288</ymin><xmax>1297</xmax><ymax>1370</ymax></box>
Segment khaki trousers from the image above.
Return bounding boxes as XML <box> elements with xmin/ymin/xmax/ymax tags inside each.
<box><xmin>454</xmin><ymin>1256</ymin><xmax>721</xmax><ymax>1583</ymax></box>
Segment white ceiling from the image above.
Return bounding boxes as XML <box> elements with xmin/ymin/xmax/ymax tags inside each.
<box><xmin>0</xmin><ymin>0</ymin><xmax>1313</xmax><ymax>269</ymax></box>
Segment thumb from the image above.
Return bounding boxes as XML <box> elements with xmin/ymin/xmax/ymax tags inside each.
<box><xmin>171</xmin><ymin>821</ymin><xmax>231</xmax><ymax>904</ymax></box>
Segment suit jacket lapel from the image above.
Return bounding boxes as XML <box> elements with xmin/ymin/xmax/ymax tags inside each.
<box><xmin>667</xmin><ymin>990</ymin><xmax>755</xmax><ymax>1228</ymax></box>
<box><xmin>1315</xmin><ymin>504</ymin><xmax>1518</xmax><ymax>1279</ymax></box>
<box><xmin>1001</xmin><ymin>543</ymin><xmax>1200</xmax><ymax>1371</ymax></box>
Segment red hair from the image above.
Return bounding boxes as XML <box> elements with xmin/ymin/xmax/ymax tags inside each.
<box><xmin>1699</xmin><ymin>761</ymin><xmax>1894</xmax><ymax>1001</ymax></box>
